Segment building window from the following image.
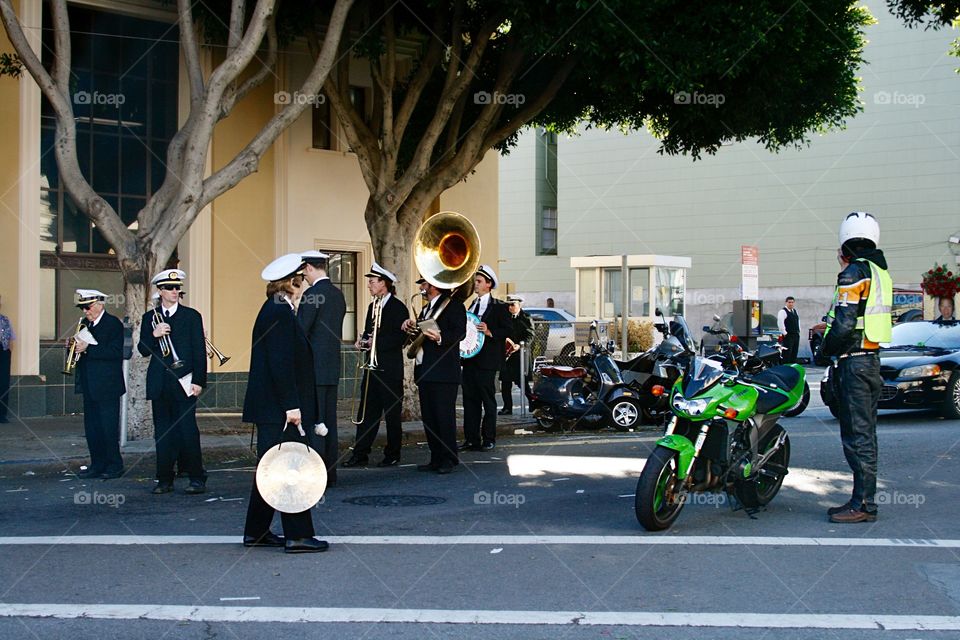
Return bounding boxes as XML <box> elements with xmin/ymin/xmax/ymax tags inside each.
<box><xmin>311</xmin><ymin>94</ymin><xmax>333</xmax><ymax>150</ymax></box>
<box><xmin>539</xmin><ymin>206</ymin><xmax>558</xmax><ymax>256</ymax></box>
<box><xmin>39</xmin><ymin>5</ymin><xmax>178</xmax><ymax>339</ymax></box>
<box><xmin>324</xmin><ymin>251</ymin><xmax>358</xmax><ymax>342</ymax></box>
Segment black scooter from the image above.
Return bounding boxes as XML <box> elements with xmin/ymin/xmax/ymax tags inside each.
<box><xmin>530</xmin><ymin>323</ymin><xmax>644</xmax><ymax>432</ymax></box>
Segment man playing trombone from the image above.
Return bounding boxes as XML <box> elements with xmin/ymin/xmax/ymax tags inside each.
<box><xmin>72</xmin><ymin>289</ymin><xmax>125</xmax><ymax>479</ymax></box>
<box><xmin>137</xmin><ymin>269</ymin><xmax>208</xmax><ymax>495</ymax></box>
<box><xmin>343</xmin><ymin>263</ymin><xmax>408</xmax><ymax>468</ymax></box>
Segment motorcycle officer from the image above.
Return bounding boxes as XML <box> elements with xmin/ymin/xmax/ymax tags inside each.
<box><xmin>819</xmin><ymin>211</ymin><xmax>892</xmax><ymax>524</ymax></box>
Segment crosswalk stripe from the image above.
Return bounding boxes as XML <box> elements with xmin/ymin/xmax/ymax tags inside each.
<box><xmin>1</xmin><ymin>603</ymin><xmax>958</xmax><ymax>629</ymax></box>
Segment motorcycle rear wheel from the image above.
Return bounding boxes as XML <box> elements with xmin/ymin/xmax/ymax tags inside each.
<box><xmin>635</xmin><ymin>446</ymin><xmax>686</xmax><ymax>531</ymax></box>
<box><xmin>734</xmin><ymin>426</ymin><xmax>791</xmax><ymax>508</ymax></box>
<box><xmin>782</xmin><ymin>381</ymin><xmax>810</xmax><ymax>418</ymax></box>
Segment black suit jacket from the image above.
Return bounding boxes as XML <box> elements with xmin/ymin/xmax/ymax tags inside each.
<box><xmin>297</xmin><ymin>278</ymin><xmax>346</xmax><ymax>386</ymax></box>
<box><xmin>415</xmin><ymin>293</ymin><xmax>467</xmax><ymax>384</ymax></box>
<box><xmin>361</xmin><ymin>295</ymin><xmax>408</xmax><ymax>381</ymax></box>
<box><xmin>464</xmin><ymin>296</ymin><xmax>511</xmax><ymax>371</ymax></box>
<box><xmin>74</xmin><ymin>311</ymin><xmax>126</xmax><ymax>398</ymax></box>
<box><xmin>242</xmin><ymin>298</ymin><xmax>318</xmax><ymax>427</ymax></box>
<box><xmin>137</xmin><ymin>305</ymin><xmax>207</xmax><ymax>400</ymax></box>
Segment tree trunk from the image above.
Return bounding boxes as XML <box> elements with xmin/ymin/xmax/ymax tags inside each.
<box><xmin>121</xmin><ymin>279</ymin><xmax>152</xmax><ymax>440</ymax></box>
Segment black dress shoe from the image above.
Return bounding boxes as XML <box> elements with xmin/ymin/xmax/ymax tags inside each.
<box><xmin>77</xmin><ymin>468</ymin><xmax>104</xmax><ymax>479</ymax></box>
<box><xmin>285</xmin><ymin>538</ymin><xmax>330</xmax><ymax>553</ymax></box>
<box><xmin>100</xmin><ymin>470</ymin><xmax>124</xmax><ymax>480</ymax></box>
<box><xmin>151</xmin><ymin>483</ymin><xmax>174</xmax><ymax>495</ymax></box>
<box><xmin>417</xmin><ymin>463</ymin><xmax>439</xmax><ymax>472</ymax></box>
<box><xmin>436</xmin><ymin>463</ymin><xmax>455</xmax><ymax>474</ymax></box>
<box><xmin>458</xmin><ymin>442</ymin><xmax>482</xmax><ymax>452</ymax></box>
<box><xmin>184</xmin><ymin>480</ymin><xmax>206</xmax><ymax>495</ymax></box>
<box><xmin>342</xmin><ymin>456</ymin><xmax>368</xmax><ymax>468</ymax></box>
<box><xmin>498</xmin><ymin>408</ymin><xmax>512</xmax><ymax>415</ymax></box>
<box><xmin>377</xmin><ymin>457</ymin><xmax>400</xmax><ymax>467</ymax></box>
<box><xmin>480</xmin><ymin>442</ymin><xmax>495</xmax><ymax>451</ymax></box>
<box><xmin>243</xmin><ymin>532</ymin><xmax>285</xmax><ymax>547</ymax></box>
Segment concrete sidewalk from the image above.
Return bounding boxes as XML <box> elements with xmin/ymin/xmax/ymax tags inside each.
<box><xmin>0</xmin><ymin>405</ymin><xmax>541</xmax><ymax>471</ymax></box>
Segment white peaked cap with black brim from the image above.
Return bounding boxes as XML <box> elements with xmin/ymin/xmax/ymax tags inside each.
<box><xmin>476</xmin><ymin>264</ymin><xmax>499</xmax><ymax>289</ymax></box>
<box><xmin>364</xmin><ymin>261</ymin><xmax>398</xmax><ymax>283</ymax></box>
<box><xmin>261</xmin><ymin>253</ymin><xmax>306</xmax><ymax>282</ymax></box>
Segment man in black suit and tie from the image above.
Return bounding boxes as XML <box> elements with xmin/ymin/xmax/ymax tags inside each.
<box><xmin>72</xmin><ymin>289</ymin><xmax>126</xmax><ymax>479</ymax></box>
<box><xmin>138</xmin><ymin>269</ymin><xmax>208</xmax><ymax>495</ymax></box>
<box><xmin>297</xmin><ymin>250</ymin><xmax>347</xmax><ymax>485</ymax></box>
<box><xmin>403</xmin><ymin>277</ymin><xmax>466</xmax><ymax>474</ymax></box>
<box><xmin>460</xmin><ymin>264</ymin><xmax>511</xmax><ymax>451</ymax></box>
<box><xmin>343</xmin><ymin>262</ymin><xmax>409</xmax><ymax>468</ymax></box>
<box><xmin>243</xmin><ymin>253</ymin><xmax>328</xmax><ymax>553</ymax></box>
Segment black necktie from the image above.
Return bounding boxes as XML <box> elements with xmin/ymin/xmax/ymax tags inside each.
<box><xmin>164</xmin><ymin>309</ymin><xmax>170</xmax><ymax>319</ymax></box>
<box><xmin>471</xmin><ymin>299</ymin><xmax>480</xmax><ymax>315</ymax></box>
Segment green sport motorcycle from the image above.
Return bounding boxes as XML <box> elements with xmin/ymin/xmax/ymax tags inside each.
<box><xmin>634</xmin><ymin>346</ymin><xmax>805</xmax><ymax>531</ymax></box>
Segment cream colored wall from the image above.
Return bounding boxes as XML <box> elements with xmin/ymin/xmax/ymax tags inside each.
<box><xmin>0</xmin><ymin>19</ymin><xmax>21</xmax><ymax>372</ymax></box>
<box><xmin>209</xmin><ymin>80</ymin><xmax>278</xmax><ymax>372</ymax></box>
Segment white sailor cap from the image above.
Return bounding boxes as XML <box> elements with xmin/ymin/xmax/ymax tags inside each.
<box><xmin>75</xmin><ymin>289</ymin><xmax>107</xmax><ymax>307</ymax></box>
<box><xmin>261</xmin><ymin>253</ymin><xmax>305</xmax><ymax>282</ymax></box>
<box><xmin>301</xmin><ymin>250</ymin><xmax>330</xmax><ymax>264</ymax></box>
<box><xmin>364</xmin><ymin>262</ymin><xmax>397</xmax><ymax>283</ymax></box>
<box><xmin>506</xmin><ymin>295</ymin><xmax>524</xmax><ymax>304</ymax></box>
<box><xmin>151</xmin><ymin>268</ymin><xmax>186</xmax><ymax>287</ymax></box>
<box><xmin>476</xmin><ymin>264</ymin><xmax>498</xmax><ymax>289</ymax></box>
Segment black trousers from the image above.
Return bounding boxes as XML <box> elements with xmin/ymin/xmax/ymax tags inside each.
<box><xmin>836</xmin><ymin>354</ymin><xmax>881</xmax><ymax>512</ymax></box>
<box><xmin>153</xmin><ymin>377</ymin><xmax>205</xmax><ymax>484</ymax></box>
<box><xmin>419</xmin><ymin>382</ymin><xmax>459</xmax><ymax>466</ymax></box>
<box><xmin>310</xmin><ymin>384</ymin><xmax>339</xmax><ymax>483</ymax></box>
<box><xmin>0</xmin><ymin>347</ymin><xmax>10</xmax><ymax>422</ymax></box>
<box><xmin>462</xmin><ymin>365</ymin><xmax>497</xmax><ymax>445</ymax></box>
<box><xmin>783</xmin><ymin>332</ymin><xmax>800</xmax><ymax>364</ymax></box>
<box><xmin>244</xmin><ymin>422</ymin><xmax>315</xmax><ymax>540</ymax></box>
<box><xmin>353</xmin><ymin>372</ymin><xmax>403</xmax><ymax>459</ymax></box>
<box><xmin>82</xmin><ymin>394</ymin><xmax>123</xmax><ymax>474</ymax></box>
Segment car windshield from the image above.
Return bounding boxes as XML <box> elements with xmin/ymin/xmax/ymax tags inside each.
<box><xmin>886</xmin><ymin>322</ymin><xmax>960</xmax><ymax>349</ymax></box>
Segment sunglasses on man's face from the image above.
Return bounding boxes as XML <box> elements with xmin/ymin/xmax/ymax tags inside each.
<box><xmin>159</xmin><ymin>285</ymin><xmax>181</xmax><ymax>291</ymax></box>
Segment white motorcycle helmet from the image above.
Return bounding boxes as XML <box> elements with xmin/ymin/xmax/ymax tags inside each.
<box><xmin>839</xmin><ymin>211</ymin><xmax>879</xmax><ymax>248</ymax></box>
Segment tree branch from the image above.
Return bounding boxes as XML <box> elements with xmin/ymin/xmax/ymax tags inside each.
<box><xmin>227</xmin><ymin>0</ymin><xmax>246</xmax><ymax>59</ymax></box>
<box><xmin>221</xmin><ymin>10</ymin><xmax>278</xmax><ymax>116</ymax></box>
<box><xmin>178</xmin><ymin>0</ymin><xmax>204</xmax><ymax>105</ymax></box>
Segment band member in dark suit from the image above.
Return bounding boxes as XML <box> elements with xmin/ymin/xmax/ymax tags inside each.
<box><xmin>243</xmin><ymin>253</ymin><xmax>328</xmax><ymax>554</ymax></box>
<box><xmin>499</xmin><ymin>295</ymin><xmax>535</xmax><ymax>415</ymax></box>
<box><xmin>137</xmin><ymin>269</ymin><xmax>208</xmax><ymax>495</ymax></box>
<box><xmin>72</xmin><ymin>289</ymin><xmax>126</xmax><ymax>479</ymax></box>
<box><xmin>297</xmin><ymin>250</ymin><xmax>346</xmax><ymax>486</ymax></box>
<box><xmin>343</xmin><ymin>262</ymin><xmax>409</xmax><ymax>468</ymax></box>
<box><xmin>460</xmin><ymin>265</ymin><xmax>511</xmax><ymax>451</ymax></box>
<box><xmin>403</xmin><ymin>277</ymin><xmax>467</xmax><ymax>474</ymax></box>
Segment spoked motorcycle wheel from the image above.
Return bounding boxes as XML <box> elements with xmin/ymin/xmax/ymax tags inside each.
<box><xmin>734</xmin><ymin>425</ymin><xmax>791</xmax><ymax>508</ymax></box>
<box><xmin>782</xmin><ymin>381</ymin><xmax>810</xmax><ymax>418</ymax></box>
<box><xmin>635</xmin><ymin>446</ymin><xmax>686</xmax><ymax>531</ymax></box>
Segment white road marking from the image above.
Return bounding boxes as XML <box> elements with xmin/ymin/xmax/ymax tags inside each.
<box><xmin>0</xmin><ymin>604</ymin><xmax>957</xmax><ymax>630</ymax></box>
<box><xmin>0</xmin><ymin>535</ymin><xmax>958</xmax><ymax>548</ymax></box>
<box><xmin>218</xmin><ymin>597</ymin><xmax>260</xmax><ymax>602</ymax></box>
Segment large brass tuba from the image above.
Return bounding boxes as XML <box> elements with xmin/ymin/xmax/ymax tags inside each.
<box><xmin>406</xmin><ymin>212</ymin><xmax>482</xmax><ymax>359</ymax></box>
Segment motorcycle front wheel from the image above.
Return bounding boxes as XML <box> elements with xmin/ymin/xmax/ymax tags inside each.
<box><xmin>635</xmin><ymin>446</ymin><xmax>686</xmax><ymax>531</ymax></box>
<box><xmin>734</xmin><ymin>425</ymin><xmax>791</xmax><ymax>508</ymax></box>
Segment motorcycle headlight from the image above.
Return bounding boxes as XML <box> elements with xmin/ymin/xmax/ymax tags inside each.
<box><xmin>899</xmin><ymin>364</ymin><xmax>941</xmax><ymax>379</ymax></box>
<box><xmin>671</xmin><ymin>395</ymin><xmax>708</xmax><ymax>416</ymax></box>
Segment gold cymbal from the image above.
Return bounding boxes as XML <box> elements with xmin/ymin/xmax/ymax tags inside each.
<box><xmin>255</xmin><ymin>442</ymin><xmax>327</xmax><ymax>513</ymax></box>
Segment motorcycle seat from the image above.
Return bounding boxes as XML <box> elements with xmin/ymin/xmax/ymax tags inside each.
<box><xmin>749</xmin><ymin>366</ymin><xmax>801</xmax><ymax>392</ymax></box>
<box><xmin>539</xmin><ymin>366</ymin><xmax>587</xmax><ymax>378</ymax></box>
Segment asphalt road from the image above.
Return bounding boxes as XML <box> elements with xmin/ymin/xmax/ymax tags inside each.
<box><xmin>1</xmin><ymin>390</ymin><xmax>959</xmax><ymax>639</ymax></box>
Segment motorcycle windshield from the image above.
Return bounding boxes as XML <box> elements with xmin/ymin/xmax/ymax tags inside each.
<box><xmin>669</xmin><ymin>316</ymin><xmax>698</xmax><ymax>353</ymax></box>
<box><xmin>681</xmin><ymin>356</ymin><xmax>723</xmax><ymax>397</ymax></box>
<box><xmin>656</xmin><ymin>336</ymin><xmax>684</xmax><ymax>357</ymax></box>
<box><xmin>595</xmin><ymin>354</ymin><xmax>623</xmax><ymax>384</ymax></box>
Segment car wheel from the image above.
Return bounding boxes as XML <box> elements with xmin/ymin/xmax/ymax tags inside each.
<box><xmin>942</xmin><ymin>372</ymin><xmax>960</xmax><ymax>420</ymax></box>
<box><xmin>606</xmin><ymin>397</ymin><xmax>642</xmax><ymax>431</ymax></box>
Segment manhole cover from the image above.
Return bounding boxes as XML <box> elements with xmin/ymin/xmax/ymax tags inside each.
<box><xmin>343</xmin><ymin>495</ymin><xmax>446</xmax><ymax>507</ymax></box>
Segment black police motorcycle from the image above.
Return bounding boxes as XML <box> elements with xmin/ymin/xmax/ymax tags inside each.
<box><xmin>530</xmin><ymin>323</ymin><xmax>644</xmax><ymax>432</ymax></box>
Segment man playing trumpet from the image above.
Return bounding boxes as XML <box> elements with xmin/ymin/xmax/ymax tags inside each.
<box><xmin>137</xmin><ymin>269</ymin><xmax>208</xmax><ymax>495</ymax></box>
<box><xmin>72</xmin><ymin>289</ymin><xmax>126</xmax><ymax>479</ymax></box>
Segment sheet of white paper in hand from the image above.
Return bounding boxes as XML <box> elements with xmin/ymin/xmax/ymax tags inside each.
<box><xmin>76</xmin><ymin>328</ymin><xmax>98</xmax><ymax>345</ymax></box>
<box><xmin>417</xmin><ymin>318</ymin><xmax>440</xmax><ymax>335</ymax></box>
<box><xmin>178</xmin><ymin>372</ymin><xmax>194</xmax><ymax>397</ymax></box>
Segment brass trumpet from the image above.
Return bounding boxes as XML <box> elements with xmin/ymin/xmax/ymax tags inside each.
<box><xmin>62</xmin><ymin>318</ymin><xmax>86</xmax><ymax>375</ymax></box>
<box><xmin>351</xmin><ymin>295</ymin><xmax>383</xmax><ymax>425</ymax></box>
<box><xmin>152</xmin><ymin>305</ymin><xmax>185</xmax><ymax>370</ymax></box>
<box><xmin>205</xmin><ymin>338</ymin><xmax>230</xmax><ymax>366</ymax></box>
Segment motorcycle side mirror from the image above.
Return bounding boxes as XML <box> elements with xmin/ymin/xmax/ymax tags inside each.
<box><xmin>821</xmin><ymin>315</ymin><xmax>828</xmax><ymax>322</ymax></box>
<box><xmin>655</xmin><ymin>308</ymin><xmax>663</xmax><ymax>317</ymax></box>
<box><xmin>702</xmin><ymin>325</ymin><xmax>711</xmax><ymax>332</ymax></box>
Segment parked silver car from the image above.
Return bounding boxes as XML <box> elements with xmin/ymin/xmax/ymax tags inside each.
<box><xmin>525</xmin><ymin>307</ymin><xmax>577</xmax><ymax>362</ymax></box>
